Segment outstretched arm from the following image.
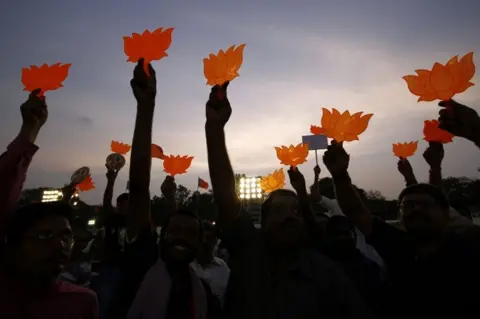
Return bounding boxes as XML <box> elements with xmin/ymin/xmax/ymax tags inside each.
<box><xmin>127</xmin><ymin>59</ymin><xmax>156</xmax><ymax>238</ymax></box>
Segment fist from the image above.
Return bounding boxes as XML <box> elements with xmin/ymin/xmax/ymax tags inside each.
<box><xmin>205</xmin><ymin>82</ymin><xmax>231</xmax><ymax>128</ymax></box>
<box><xmin>161</xmin><ymin>175</ymin><xmax>177</xmax><ymax>198</ymax></box>
<box><xmin>438</xmin><ymin>100</ymin><xmax>480</xmax><ymax>142</ymax></box>
<box><xmin>21</xmin><ymin>89</ymin><xmax>48</xmax><ymax>130</ymax></box>
<box><xmin>323</xmin><ymin>141</ymin><xmax>350</xmax><ymax>176</ymax></box>
<box><xmin>130</xmin><ymin>58</ymin><xmax>157</xmax><ymax>107</ymax></box>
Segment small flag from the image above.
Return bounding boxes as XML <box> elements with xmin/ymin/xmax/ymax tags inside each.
<box><xmin>198</xmin><ymin>178</ymin><xmax>209</xmax><ymax>190</ymax></box>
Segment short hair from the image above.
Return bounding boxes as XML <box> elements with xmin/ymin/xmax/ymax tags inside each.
<box><xmin>116</xmin><ymin>193</ymin><xmax>129</xmax><ymax>203</ymax></box>
<box><xmin>5</xmin><ymin>202</ymin><xmax>74</xmax><ymax>246</ymax></box>
<box><xmin>159</xmin><ymin>209</ymin><xmax>203</xmax><ymax>241</ymax></box>
<box><xmin>398</xmin><ymin>183</ymin><xmax>449</xmax><ymax>210</ymax></box>
<box><xmin>260</xmin><ymin>189</ymin><xmax>298</xmax><ymax>227</ymax></box>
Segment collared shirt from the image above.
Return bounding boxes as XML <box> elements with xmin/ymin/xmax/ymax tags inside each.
<box><xmin>220</xmin><ymin>213</ymin><xmax>372</xmax><ymax>319</ymax></box>
<box><xmin>191</xmin><ymin>256</ymin><xmax>230</xmax><ymax>301</ymax></box>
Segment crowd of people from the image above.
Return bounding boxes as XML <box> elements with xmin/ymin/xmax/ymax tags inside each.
<box><xmin>1</xmin><ymin>59</ymin><xmax>480</xmax><ymax>319</ymax></box>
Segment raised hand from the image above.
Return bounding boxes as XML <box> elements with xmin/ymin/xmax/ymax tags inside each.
<box><xmin>161</xmin><ymin>175</ymin><xmax>177</xmax><ymax>198</ymax></box>
<box><xmin>314</xmin><ymin>165</ymin><xmax>321</xmax><ymax>176</ymax></box>
<box><xmin>130</xmin><ymin>58</ymin><xmax>157</xmax><ymax>107</ymax></box>
<box><xmin>205</xmin><ymin>81</ymin><xmax>231</xmax><ymax>128</ymax></box>
<box><xmin>20</xmin><ymin>89</ymin><xmax>48</xmax><ymax>142</ymax></box>
<box><xmin>423</xmin><ymin>142</ymin><xmax>444</xmax><ymax>169</ymax></box>
<box><xmin>105</xmin><ymin>164</ymin><xmax>118</xmax><ymax>181</ymax></box>
<box><xmin>287</xmin><ymin>166</ymin><xmax>307</xmax><ymax>196</ymax></box>
<box><xmin>397</xmin><ymin>158</ymin><xmax>414</xmax><ymax>177</ymax></box>
<box><xmin>323</xmin><ymin>141</ymin><xmax>350</xmax><ymax>177</ymax></box>
<box><xmin>438</xmin><ymin>100</ymin><xmax>480</xmax><ymax>143</ymax></box>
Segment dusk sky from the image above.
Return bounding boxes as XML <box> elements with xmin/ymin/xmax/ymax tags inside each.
<box><xmin>1</xmin><ymin>0</ymin><xmax>479</xmax><ymax>204</ymax></box>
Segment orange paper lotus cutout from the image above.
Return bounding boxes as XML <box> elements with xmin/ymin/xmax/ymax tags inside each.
<box><xmin>275</xmin><ymin>144</ymin><xmax>309</xmax><ymax>167</ymax></box>
<box><xmin>310</xmin><ymin>108</ymin><xmax>373</xmax><ymax>142</ymax></box>
<box><xmin>123</xmin><ymin>27</ymin><xmax>174</xmax><ymax>76</ymax></box>
<box><xmin>151</xmin><ymin>144</ymin><xmax>165</xmax><ymax>159</ymax></box>
<box><xmin>261</xmin><ymin>168</ymin><xmax>285</xmax><ymax>193</ymax></box>
<box><xmin>77</xmin><ymin>174</ymin><xmax>96</xmax><ymax>192</ymax></box>
<box><xmin>163</xmin><ymin>155</ymin><xmax>194</xmax><ymax>176</ymax></box>
<box><xmin>423</xmin><ymin>120</ymin><xmax>454</xmax><ymax>143</ymax></box>
<box><xmin>393</xmin><ymin>141</ymin><xmax>418</xmax><ymax>158</ymax></box>
<box><xmin>111</xmin><ymin>141</ymin><xmax>131</xmax><ymax>155</ymax></box>
<box><xmin>203</xmin><ymin>44</ymin><xmax>246</xmax><ymax>86</ymax></box>
<box><xmin>403</xmin><ymin>52</ymin><xmax>475</xmax><ymax>101</ymax></box>
<box><xmin>21</xmin><ymin>63</ymin><xmax>71</xmax><ymax>96</ymax></box>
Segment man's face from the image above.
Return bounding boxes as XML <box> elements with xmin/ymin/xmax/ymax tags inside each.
<box><xmin>199</xmin><ymin>226</ymin><xmax>217</xmax><ymax>257</ymax></box>
<box><xmin>400</xmin><ymin>193</ymin><xmax>449</xmax><ymax>241</ymax></box>
<box><xmin>326</xmin><ymin>222</ymin><xmax>356</xmax><ymax>253</ymax></box>
<box><xmin>263</xmin><ymin>193</ymin><xmax>305</xmax><ymax>247</ymax></box>
<box><xmin>116</xmin><ymin>199</ymin><xmax>128</xmax><ymax>215</ymax></box>
<box><xmin>162</xmin><ymin>214</ymin><xmax>201</xmax><ymax>265</ymax></box>
<box><xmin>15</xmin><ymin>215</ymin><xmax>74</xmax><ymax>278</ymax></box>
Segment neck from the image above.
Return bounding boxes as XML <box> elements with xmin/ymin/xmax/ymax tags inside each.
<box><xmin>166</xmin><ymin>262</ymin><xmax>190</xmax><ymax>279</ymax></box>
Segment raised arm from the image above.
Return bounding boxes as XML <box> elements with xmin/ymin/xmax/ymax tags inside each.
<box><xmin>0</xmin><ymin>90</ymin><xmax>45</xmax><ymax>224</ymax></box>
<box><xmin>204</xmin><ymin>82</ymin><xmax>240</xmax><ymax>229</ymax></box>
<box><xmin>127</xmin><ymin>59</ymin><xmax>156</xmax><ymax>238</ymax></box>
<box><xmin>103</xmin><ymin>165</ymin><xmax>118</xmax><ymax>214</ymax></box>
<box><xmin>323</xmin><ymin>142</ymin><xmax>374</xmax><ymax>236</ymax></box>
<box><xmin>423</xmin><ymin>142</ymin><xmax>443</xmax><ymax>188</ymax></box>
<box><xmin>438</xmin><ymin>100</ymin><xmax>480</xmax><ymax>149</ymax></box>
<box><xmin>397</xmin><ymin>158</ymin><xmax>418</xmax><ymax>187</ymax></box>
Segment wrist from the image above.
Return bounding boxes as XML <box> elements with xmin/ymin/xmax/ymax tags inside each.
<box><xmin>331</xmin><ymin>170</ymin><xmax>350</xmax><ymax>181</ymax></box>
<box><xmin>19</xmin><ymin>124</ymin><xmax>40</xmax><ymax>144</ymax></box>
<box><xmin>205</xmin><ymin>122</ymin><xmax>224</xmax><ymax>132</ymax></box>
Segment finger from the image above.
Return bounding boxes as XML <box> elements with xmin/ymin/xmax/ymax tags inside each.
<box><xmin>30</xmin><ymin>89</ymin><xmax>42</xmax><ymax>98</ymax></box>
<box><xmin>148</xmin><ymin>63</ymin><xmax>156</xmax><ymax>78</ymax></box>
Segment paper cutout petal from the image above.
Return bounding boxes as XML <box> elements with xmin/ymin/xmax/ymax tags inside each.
<box><xmin>111</xmin><ymin>141</ymin><xmax>131</xmax><ymax>155</ymax></box>
<box><xmin>261</xmin><ymin>168</ymin><xmax>285</xmax><ymax>193</ymax></box>
<box><xmin>21</xmin><ymin>63</ymin><xmax>71</xmax><ymax>96</ymax></box>
<box><xmin>123</xmin><ymin>27</ymin><xmax>174</xmax><ymax>75</ymax></box>
<box><xmin>423</xmin><ymin>120</ymin><xmax>454</xmax><ymax>143</ymax></box>
<box><xmin>163</xmin><ymin>155</ymin><xmax>194</xmax><ymax>176</ymax></box>
<box><xmin>203</xmin><ymin>44</ymin><xmax>246</xmax><ymax>86</ymax></box>
<box><xmin>392</xmin><ymin>141</ymin><xmax>418</xmax><ymax>158</ymax></box>
<box><xmin>403</xmin><ymin>52</ymin><xmax>475</xmax><ymax>101</ymax></box>
<box><xmin>77</xmin><ymin>174</ymin><xmax>96</xmax><ymax>192</ymax></box>
<box><xmin>274</xmin><ymin>144</ymin><xmax>309</xmax><ymax>167</ymax></box>
<box><xmin>151</xmin><ymin>144</ymin><xmax>165</xmax><ymax>159</ymax></box>
<box><xmin>310</xmin><ymin>108</ymin><xmax>373</xmax><ymax>142</ymax></box>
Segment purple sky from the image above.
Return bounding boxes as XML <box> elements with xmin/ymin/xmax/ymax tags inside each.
<box><xmin>1</xmin><ymin>0</ymin><xmax>479</xmax><ymax>204</ymax></box>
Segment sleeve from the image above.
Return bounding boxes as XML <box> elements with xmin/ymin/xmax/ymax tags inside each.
<box><xmin>319</xmin><ymin>196</ymin><xmax>344</xmax><ymax>216</ymax></box>
<box><xmin>0</xmin><ymin>135</ymin><xmax>38</xmax><ymax>235</ymax></box>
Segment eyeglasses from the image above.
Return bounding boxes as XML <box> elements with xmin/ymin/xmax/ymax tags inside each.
<box><xmin>399</xmin><ymin>200</ymin><xmax>437</xmax><ymax>212</ymax></box>
<box><xmin>25</xmin><ymin>232</ymin><xmax>75</xmax><ymax>246</ymax></box>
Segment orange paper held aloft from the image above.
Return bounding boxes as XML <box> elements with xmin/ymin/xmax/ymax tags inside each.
<box><xmin>203</xmin><ymin>44</ymin><xmax>246</xmax><ymax>86</ymax></box>
<box><xmin>423</xmin><ymin>120</ymin><xmax>454</xmax><ymax>143</ymax></box>
<box><xmin>22</xmin><ymin>63</ymin><xmax>71</xmax><ymax>96</ymax></box>
<box><xmin>403</xmin><ymin>52</ymin><xmax>475</xmax><ymax>102</ymax></box>
<box><xmin>163</xmin><ymin>155</ymin><xmax>194</xmax><ymax>176</ymax></box>
<box><xmin>123</xmin><ymin>27</ymin><xmax>174</xmax><ymax>76</ymax></box>
<box><xmin>151</xmin><ymin>144</ymin><xmax>165</xmax><ymax>159</ymax></box>
<box><xmin>111</xmin><ymin>141</ymin><xmax>131</xmax><ymax>155</ymax></box>
<box><xmin>261</xmin><ymin>168</ymin><xmax>285</xmax><ymax>194</ymax></box>
<box><xmin>77</xmin><ymin>174</ymin><xmax>96</xmax><ymax>192</ymax></box>
<box><xmin>392</xmin><ymin>141</ymin><xmax>418</xmax><ymax>158</ymax></box>
<box><xmin>310</xmin><ymin>108</ymin><xmax>373</xmax><ymax>142</ymax></box>
<box><xmin>275</xmin><ymin>144</ymin><xmax>309</xmax><ymax>167</ymax></box>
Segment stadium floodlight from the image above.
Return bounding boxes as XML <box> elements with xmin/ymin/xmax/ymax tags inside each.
<box><xmin>41</xmin><ymin>189</ymin><xmax>63</xmax><ymax>203</ymax></box>
<box><xmin>87</xmin><ymin>219</ymin><xmax>96</xmax><ymax>226</ymax></box>
<box><xmin>238</xmin><ymin>176</ymin><xmax>264</xmax><ymax>200</ymax></box>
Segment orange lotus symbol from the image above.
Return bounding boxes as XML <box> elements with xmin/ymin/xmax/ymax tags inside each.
<box><xmin>423</xmin><ymin>120</ymin><xmax>454</xmax><ymax>143</ymax></box>
<box><xmin>123</xmin><ymin>27</ymin><xmax>174</xmax><ymax>76</ymax></box>
<box><xmin>275</xmin><ymin>144</ymin><xmax>309</xmax><ymax>167</ymax></box>
<box><xmin>77</xmin><ymin>174</ymin><xmax>96</xmax><ymax>192</ymax></box>
<box><xmin>403</xmin><ymin>52</ymin><xmax>475</xmax><ymax>102</ymax></box>
<box><xmin>21</xmin><ymin>63</ymin><xmax>71</xmax><ymax>96</ymax></box>
<box><xmin>151</xmin><ymin>144</ymin><xmax>165</xmax><ymax>159</ymax></box>
<box><xmin>163</xmin><ymin>155</ymin><xmax>194</xmax><ymax>176</ymax></box>
<box><xmin>392</xmin><ymin>141</ymin><xmax>418</xmax><ymax>159</ymax></box>
<box><xmin>203</xmin><ymin>44</ymin><xmax>246</xmax><ymax>86</ymax></box>
<box><xmin>310</xmin><ymin>108</ymin><xmax>373</xmax><ymax>142</ymax></box>
<box><xmin>111</xmin><ymin>141</ymin><xmax>131</xmax><ymax>155</ymax></box>
<box><xmin>261</xmin><ymin>168</ymin><xmax>285</xmax><ymax>193</ymax></box>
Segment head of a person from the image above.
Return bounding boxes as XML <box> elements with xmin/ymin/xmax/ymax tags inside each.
<box><xmin>198</xmin><ymin>220</ymin><xmax>218</xmax><ymax>257</ymax></box>
<box><xmin>398</xmin><ymin>183</ymin><xmax>450</xmax><ymax>242</ymax></box>
<box><xmin>4</xmin><ymin>202</ymin><xmax>74</xmax><ymax>282</ymax></box>
<box><xmin>325</xmin><ymin>215</ymin><xmax>357</xmax><ymax>254</ymax></box>
<box><xmin>261</xmin><ymin>189</ymin><xmax>305</xmax><ymax>248</ymax></box>
<box><xmin>116</xmin><ymin>193</ymin><xmax>129</xmax><ymax>215</ymax></box>
<box><xmin>72</xmin><ymin>225</ymin><xmax>93</xmax><ymax>254</ymax></box>
<box><xmin>160</xmin><ymin>209</ymin><xmax>202</xmax><ymax>266</ymax></box>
